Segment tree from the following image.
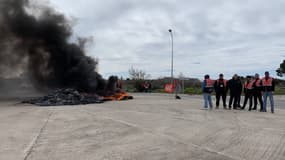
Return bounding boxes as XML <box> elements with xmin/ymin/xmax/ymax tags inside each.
<box><xmin>276</xmin><ymin>60</ymin><xmax>285</xmax><ymax>77</ymax></box>
<box><xmin>128</xmin><ymin>67</ymin><xmax>151</xmax><ymax>80</ymax></box>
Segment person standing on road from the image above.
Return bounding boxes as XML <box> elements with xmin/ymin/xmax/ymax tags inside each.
<box><xmin>252</xmin><ymin>73</ymin><xmax>263</xmax><ymax>111</ymax></box>
<box><xmin>236</xmin><ymin>76</ymin><xmax>243</xmax><ymax>108</ymax></box>
<box><xmin>143</xmin><ymin>81</ymin><xmax>150</xmax><ymax>92</ymax></box>
<box><xmin>242</xmin><ymin>76</ymin><xmax>254</xmax><ymax>111</ymax></box>
<box><xmin>214</xmin><ymin>73</ymin><xmax>227</xmax><ymax>109</ymax></box>
<box><xmin>227</xmin><ymin>74</ymin><xmax>243</xmax><ymax>110</ymax></box>
<box><xmin>202</xmin><ymin>75</ymin><xmax>214</xmax><ymax>109</ymax></box>
<box><xmin>261</xmin><ymin>71</ymin><xmax>275</xmax><ymax>113</ymax></box>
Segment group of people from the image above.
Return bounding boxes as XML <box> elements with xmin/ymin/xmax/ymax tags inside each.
<box><xmin>202</xmin><ymin>71</ymin><xmax>275</xmax><ymax>113</ymax></box>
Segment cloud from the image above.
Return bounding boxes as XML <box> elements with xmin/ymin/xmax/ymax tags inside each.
<box><xmin>49</xmin><ymin>0</ymin><xmax>285</xmax><ymax>79</ymax></box>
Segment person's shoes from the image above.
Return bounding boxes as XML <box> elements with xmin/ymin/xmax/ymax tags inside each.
<box><xmin>248</xmin><ymin>109</ymin><xmax>251</xmax><ymax>111</ymax></box>
<box><xmin>216</xmin><ymin>106</ymin><xmax>219</xmax><ymax>109</ymax></box>
<box><xmin>241</xmin><ymin>107</ymin><xmax>245</xmax><ymax>110</ymax></box>
<box><xmin>252</xmin><ymin>107</ymin><xmax>257</xmax><ymax>110</ymax></box>
<box><xmin>271</xmin><ymin>111</ymin><xmax>274</xmax><ymax>114</ymax></box>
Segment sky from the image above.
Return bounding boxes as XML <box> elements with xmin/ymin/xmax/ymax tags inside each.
<box><xmin>47</xmin><ymin>0</ymin><xmax>285</xmax><ymax>79</ymax></box>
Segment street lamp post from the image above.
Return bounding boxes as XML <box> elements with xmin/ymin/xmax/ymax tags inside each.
<box><xmin>168</xmin><ymin>29</ymin><xmax>174</xmax><ymax>85</ymax></box>
<box><xmin>168</xmin><ymin>29</ymin><xmax>181</xmax><ymax>99</ymax></box>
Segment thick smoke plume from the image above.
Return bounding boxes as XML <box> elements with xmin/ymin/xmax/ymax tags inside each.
<box><xmin>0</xmin><ymin>0</ymin><xmax>106</xmax><ymax>92</ymax></box>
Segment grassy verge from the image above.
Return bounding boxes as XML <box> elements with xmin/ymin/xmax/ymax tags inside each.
<box><xmin>184</xmin><ymin>87</ymin><xmax>202</xmax><ymax>95</ymax></box>
<box><xmin>274</xmin><ymin>86</ymin><xmax>285</xmax><ymax>95</ymax></box>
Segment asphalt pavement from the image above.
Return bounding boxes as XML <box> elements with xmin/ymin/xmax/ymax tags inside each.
<box><xmin>0</xmin><ymin>93</ymin><xmax>285</xmax><ymax>160</ymax></box>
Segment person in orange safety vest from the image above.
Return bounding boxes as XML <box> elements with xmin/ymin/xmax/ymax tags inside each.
<box><xmin>261</xmin><ymin>71</ymin><xmax>275</xmax><ymax>113</ymax></box>
<box><xmin>252</xmin><ymin>73</ymin><xmax>263</xmax><ymax>111</ymax></box>
<box><xmin>202</xmin><ymin>74</ymin><xmax>214</xmax><ymax>109</ymax></box>
<box><xmin>242</xmin><ymin>76</ymin><xmax>254</xmax><ymax>111</ymax></box>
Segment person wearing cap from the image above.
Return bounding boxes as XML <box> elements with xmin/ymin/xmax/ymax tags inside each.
<box><xmin>252</xmin><ymin>73</ymin><xmax>263</xmax><ymax>111</ymax></box>
<box><xmin>242</xmin><ymin>76</ymin><xmax>254</xmax><ymax>111</ymax></box>
<box><xmin>202</xmin><ymin>74</ymin><xmax>214</xmax><ymax>109</ymax></box>
<box><xmin>261</xmin><ymin>71</ymin><xmax>275</xmax><ymax>113</ymax></box>
<box><xmin>214</xmin><ymin>73</ymin><xmax>227</xmax><ymax>109</ymax></box>
<box><xmin>227</xmin><ymin>74</ymin><xmax>243</xmax><ymax>109</ymax></box>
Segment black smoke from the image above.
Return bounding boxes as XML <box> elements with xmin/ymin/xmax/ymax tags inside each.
<box><xmin>0</xmin><ymin>0</ymin><xmax>106</xmax><ymax>93</ymax></box>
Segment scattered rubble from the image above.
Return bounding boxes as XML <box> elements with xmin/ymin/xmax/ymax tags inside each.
<box><xmin>22</xmin><ymin>88</ymin><xmax>104</xmax><ymax>106</ymax></box>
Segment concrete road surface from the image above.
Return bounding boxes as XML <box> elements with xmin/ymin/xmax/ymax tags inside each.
<box><xmin>1</xmin><ymin>93</ymin><xmax>285</xmax><ymax>160</ymax></box>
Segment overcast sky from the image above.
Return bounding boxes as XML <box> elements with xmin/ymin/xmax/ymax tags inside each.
<box><xmin>48</xmin><ymin>0</ymin><xmax>285</xmax><ymax>79</ymax></box>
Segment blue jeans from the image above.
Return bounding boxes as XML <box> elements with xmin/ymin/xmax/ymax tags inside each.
<box><xmin>263</xmin><ymin>92</ymin><xmax>274</xmax><ymax>112</ymax></box>
<box><xmin>203</xmin><ymin>93</ymin><xmax>213</xmax><ymax>108</ymax></box>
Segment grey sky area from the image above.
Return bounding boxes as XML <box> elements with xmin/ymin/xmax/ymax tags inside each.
<box><xmin>48</xmin><ymin>0</ymin><xmax>285</xmax><ymax>79</ymax></box>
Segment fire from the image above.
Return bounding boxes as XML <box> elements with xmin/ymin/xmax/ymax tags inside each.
<box><xmin>103</xmin><ymin>91</ymin><xmax>133</xmax><ymax>101</ymax></box>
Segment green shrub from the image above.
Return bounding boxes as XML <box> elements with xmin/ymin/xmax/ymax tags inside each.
<box><xmin>184</xmin><ymin>87</ymin><xmax>202</xmax><ymax>95</ymax></box>
<box><xmin>274</xmin><ymin>86</ymin><xmax>285</xmax><ymax>95</ymax></box>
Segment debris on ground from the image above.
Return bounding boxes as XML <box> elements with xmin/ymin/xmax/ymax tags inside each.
<box><xmin>22</xmin><ymin>88</ymin><xmax>104</xmax><ymax>106</ymax></box>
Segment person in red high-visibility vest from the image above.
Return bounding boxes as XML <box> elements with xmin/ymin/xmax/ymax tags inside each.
<box><xmin>242</xmin><ymin>76</ymin><xmax>254</xmax><ymax>111</ymax></box>
<box><xmin>261</xmin><ymin>71</ymin><xmax>275</xmax><ymax>113</ymax></box>
<box><xmin>202</xmin><ymin>74</ymin><xmax>214</xmax><ymax>109</ymax></box>
<box><xmin>214</xmin><ymin>73</ymin><xmax>227</xmax><ymax>109</ymax></box>
<box><xmin>252</xmin><ymin>73</ymin><xmax>263</xmax><ymax>111</ymax></box>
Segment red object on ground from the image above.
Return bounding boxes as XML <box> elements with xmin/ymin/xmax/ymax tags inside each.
<box><xmin>164</xmin><ymin>83</ymin><xmax>175</xmax><ymax>93</ymax></box>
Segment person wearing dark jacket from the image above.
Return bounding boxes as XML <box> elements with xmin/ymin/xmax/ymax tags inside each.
<box><xmin>261</xmin><ymin>71</ymin><xmax>275</xmax><ymax>113</ymax></box>
<box><xmin>214</xmin><ymin>73</ymin><xmax>227</xmax><ymax>109</ymax></box>
<box><xmin>227</xmin><ymin>74</ymin><xmax>243</xmax><ymax>109</ymax></box>
<box><xmin>252</xmin><ymin>73</ymin><xmax>263</xmax><ymax>111</ymax></box>
<box><xmin>236</xmin><ymin>76</ymin><xmax>243</xmax><ymax>108</ymax></box>
<box><xmin>242</xmin><ymin>76</ymin><xmax>254</xmax><ymax>111</ymax></box>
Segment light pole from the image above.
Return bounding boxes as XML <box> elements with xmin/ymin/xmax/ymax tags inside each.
<box><xmin>168</xmin><ymin>29</ymin><xmax>181</xmax><ymax>99</ymax></box>
<box><xmin>168</xmin><ymin>29</ymin><xmax>174</xmax><ymax>85</ymax></box>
